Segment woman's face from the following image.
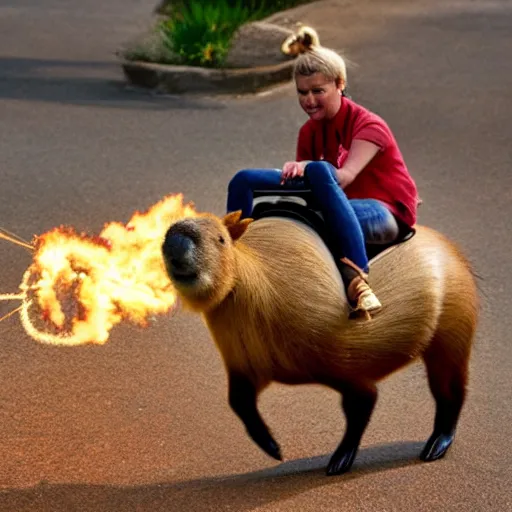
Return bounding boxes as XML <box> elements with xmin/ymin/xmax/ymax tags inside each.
<box><xmin>296</xmin><ymin>72</ymin><xmax>343</xmax><ymax>121</ymax></box>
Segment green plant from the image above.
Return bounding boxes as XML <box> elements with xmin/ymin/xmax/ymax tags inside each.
<box><xmin>160</xmin><ymin>0</ymin><xmax>261</xmax><ymax>68</ymax></box>
<box><xmin>159</xmin><ymin>0</ymin><xmax>313</xmax><ymax>17</ymax></box>
<box><xmin>149</xmin><ymin>0</ymin><xmax>314</xmax><ymax>67</ymax></box>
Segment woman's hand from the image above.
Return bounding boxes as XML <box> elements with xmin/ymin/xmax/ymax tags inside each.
<box><xmin>335</xmin><ymin>168</ymin><xmax>351</xmax><ymax>189</ymax></box>
<box><xmin>281</xmin><ymin>161</ymin><xmax>309</xmax><ymax>184</ymax></box>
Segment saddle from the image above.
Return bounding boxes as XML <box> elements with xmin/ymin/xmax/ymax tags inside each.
<box><xmin>250</xmin><ymin>189</ymin><xmax>415</xmax><ymax>263</ymax></box>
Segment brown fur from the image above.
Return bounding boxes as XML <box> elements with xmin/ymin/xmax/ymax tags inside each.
<box><xmin>163</xmin><ymin>212</ymin><xmax>479</xmax><ymax>470</ymax></box>
<box><xmin>171</xmin><ymin>214</ymin><xmax>478</xmax><ymax>388</ymax></box>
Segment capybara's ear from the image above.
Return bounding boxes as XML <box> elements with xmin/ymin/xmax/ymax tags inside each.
<box><xmin>227</xmin><ymin>218</ymin><xmax>253</xmax><ymax>241</ymax></box>
<box><xmin>222</xmin><ymin>210</ymin><xmax>242</xmax><ymax>227</ymax></box>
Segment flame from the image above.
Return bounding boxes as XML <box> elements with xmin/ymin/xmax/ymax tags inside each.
<box><xmin>1</xmin><ymin>194</ymin><xmax>196</xmax><ymax>346</ymax></box>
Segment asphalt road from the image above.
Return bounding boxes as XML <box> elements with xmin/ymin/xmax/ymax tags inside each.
<box><xmin>0</xmin><ymin>0</ymin><xmax>511</xmax><ymax>510</ymax></box>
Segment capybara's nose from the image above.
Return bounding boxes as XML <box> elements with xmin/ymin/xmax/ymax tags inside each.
<box><xmin>162</xmin><ymin>231</ymin><xmax>197</xmax><ymax>277</ymax></box>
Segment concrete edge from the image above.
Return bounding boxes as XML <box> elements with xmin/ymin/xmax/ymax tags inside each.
<box><xmin>121</xmin><ymin>59</ymin><xmax>296</xmax><ymax>95</ymax></box>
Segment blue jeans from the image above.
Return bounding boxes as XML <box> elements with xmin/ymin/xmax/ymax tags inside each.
<box><xmin>226</xmin><ymin>161</ymin><xmax>399</xmax><ymax>273</ymax></box>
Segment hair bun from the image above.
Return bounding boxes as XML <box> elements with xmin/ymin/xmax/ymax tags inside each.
<box><xmin>281</xmin><ymin>25</ymin><xmax>320</xmax><ymax>56</ymax></box>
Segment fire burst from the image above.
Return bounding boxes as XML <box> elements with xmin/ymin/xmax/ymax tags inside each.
<box><xmin>0</xmin><ymin>194</ymin><xmax>196</xmax><ymax>346</ymax></box>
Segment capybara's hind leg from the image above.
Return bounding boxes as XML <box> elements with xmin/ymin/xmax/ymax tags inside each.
<box><xmin>228</xmin><ymin>371</ymin><xmax>282</xmax><ymax>461</ymax></box>
<box><xmin>325</xmin><ymin>380</ymin><xmax>378</xmax><ymax>476</ymax></box>
<box><xmin>420</xmin><ymin>339</ymin><xmax>469</xmax><ymax>462</ymax></box>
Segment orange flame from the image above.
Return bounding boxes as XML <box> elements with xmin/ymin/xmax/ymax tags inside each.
<box><xmin>2</xmin><ymin>194</ymin><xmax>196</xmax><ymax>346</ymax></box>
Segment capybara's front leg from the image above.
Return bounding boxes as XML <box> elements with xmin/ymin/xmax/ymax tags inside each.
<box><xmin>325</xmin><ymin>380</ymin><xmax>378</xmax><ymax>476</ymax></box>
<box><xmin>228</xmin><ymin>372</ymin><xmax>282</xmax><ymax>461</ymax></box>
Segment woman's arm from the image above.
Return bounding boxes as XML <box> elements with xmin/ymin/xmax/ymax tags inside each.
<box><xmin>336</xmin><ymin>139</ymin><xmax>380</xmax><ymax>189</ymax></box>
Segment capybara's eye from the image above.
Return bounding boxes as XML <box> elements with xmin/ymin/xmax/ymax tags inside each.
<box><xmin>218</xmin><ymin>235</ymin><xmax>225</xmax><ymax>245</ymax></box>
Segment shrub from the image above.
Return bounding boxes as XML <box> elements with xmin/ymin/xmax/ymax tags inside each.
<box><xmin>158</xmin><ymin>0</ymin><xmax>312</xmax><ymax>16</ymax></box>
<box><xmin>160</xmin><ymin>0</ymin><xmax>261</xmax><ymax>68</ymax></box>
<box><xmin>135</xmin><ymin>0</ymin><xmax>314</xmax><ymax>67</ymax></box>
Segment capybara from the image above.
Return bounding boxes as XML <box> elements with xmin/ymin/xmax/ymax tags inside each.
<box><xmin>162</xmin><ymin>211</ymin><xmax>479</xmax><ymax>476</ymax></box>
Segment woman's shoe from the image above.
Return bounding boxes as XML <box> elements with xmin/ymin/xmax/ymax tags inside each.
<box><xmin>347</xmin><ymin>276</ymin><xmax>382</xmax><ymax>319</ymax></box>
<box><xmin>340</xmin><ymin>257</ymin><xmax>382</xmax><ymax>320</ymax></box>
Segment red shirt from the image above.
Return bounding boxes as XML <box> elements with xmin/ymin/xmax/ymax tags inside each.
<box><xmin>296</xmin><ymin>97</ymin><xmax>419</xmax><ymax>227</ymax></box>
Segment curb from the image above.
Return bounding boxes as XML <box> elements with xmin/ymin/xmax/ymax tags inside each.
<box><xmin>121</xmin><ymin>59</ymin><xmax>296</xmax><ymax>95</ymax></box>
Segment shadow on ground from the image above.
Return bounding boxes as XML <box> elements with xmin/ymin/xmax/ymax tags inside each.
<box><xmin>0</xmin><ymin>57</ymin><xmax>226</xmax><ymax>110</ymax></box>
<box><xmin>0</xmin><ymin>441</ymin><xmax>424</xmax><ymax>512</ymax></box>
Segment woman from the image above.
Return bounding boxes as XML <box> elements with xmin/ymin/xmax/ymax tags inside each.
<box><xmin>227</xmin><ymin>44</ymin><xmax>419</xmax><ymax>319</ymax></box>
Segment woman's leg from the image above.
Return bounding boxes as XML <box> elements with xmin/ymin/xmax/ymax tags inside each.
<box><xmin>303</xmin><ymin>161</ymin><xmax>369</xmax><ymax>271</ymax></box>
<box><xmin>303</xmin><ymin>161</ymin><xmax>381</xmax><ymax>317</ymax></box>
<box><xmin>349</xmin><ymin>199</ymin><xmax>400</xmax><ymax>245</ymax></box>
<box><xmin>227</xmin><ymin>168</ymin><xmax>289</xmax><ymax>218</ymax></box>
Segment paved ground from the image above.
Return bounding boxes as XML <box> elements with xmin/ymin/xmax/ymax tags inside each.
<box><xmin>0</xmin><ymin>0</ymin><xmax>511</xmax><ymax>510</ymax></box>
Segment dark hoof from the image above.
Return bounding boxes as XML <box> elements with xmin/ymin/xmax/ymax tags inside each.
<box><xmin>265</xmin><ymin>439</ymin><xmax>283</xmax><ymax>461</ymax></box>
<box><xmin>250</xmin><ymin>430</ymin><xmax>282</xmax><ymax>461</ymax></box>
<box><xmin>326</xmin><ymin>446</ymin><xmax>357</xmax><ymax>476</ymax></box>
<box><xmin>420</xmin><ymin>432</ymin><xmax>455</xmax><ymax>462</ymax></box>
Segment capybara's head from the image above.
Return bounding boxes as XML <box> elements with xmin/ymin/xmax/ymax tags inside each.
<box><xmin>162</xmin><ymin>211</ymin><xmax>252</xmax><ymax>311</ymax></box>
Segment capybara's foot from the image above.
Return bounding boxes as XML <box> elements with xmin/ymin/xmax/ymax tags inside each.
<box><xmin>420</xmin><ymin>431</ymin><xmax>455</xmax><ymax>462</ymax></box>
<box><xmin>249</xmin><ymin>428</ymin><xmax>282</xmax><ymax>461</ymax></box>
<box><xmin>326</xmin><ymin>445</ymin><xmax>358</xmax><ymax>476</ymax></box>
<box><xmin>263</xmin><ymin>438</ymin><xmax>283</xmax><ymax>461</ymax></box>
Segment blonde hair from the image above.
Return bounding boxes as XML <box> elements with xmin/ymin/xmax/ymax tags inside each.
<box><xmin>281</xmin><ymin>25</ymin><xmax>320</xmax><ymax>56</ymax></box>
<box><xmin>281</xmin><ymin>26</ymin><xmax>347</xmax><ymax>85</ymax></box>
<box><xmin>294</xmin><ymin>46</ymin><xmax>347</xmax><ymax>85</ymax></box>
